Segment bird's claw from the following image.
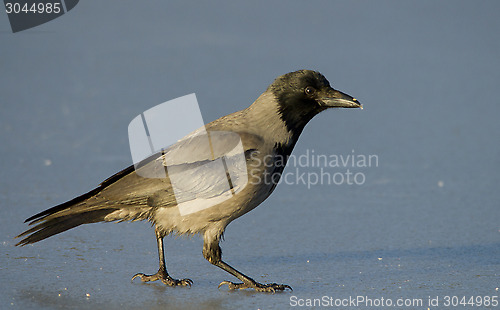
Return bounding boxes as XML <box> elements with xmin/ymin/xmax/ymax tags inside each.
<box><xmin>218</xmin><ymin>280</ymin><xmax>292</xmax><ymax>293</ymax></box>
<box><xmin>131</xmin><ymin>272</ymin><xmax>192</xmax><ymax>287</ymax></box>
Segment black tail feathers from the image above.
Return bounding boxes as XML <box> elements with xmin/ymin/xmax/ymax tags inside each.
<box><xmin>16</xmin><ymin>208</ymin><xmax>116</xmax><ymax>246</ymax></box>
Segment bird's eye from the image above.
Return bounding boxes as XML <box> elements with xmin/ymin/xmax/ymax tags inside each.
<box><xmin>305</xmin><ymin>86</ymin><xmax>315</xmax><ymax>95</ymax></box>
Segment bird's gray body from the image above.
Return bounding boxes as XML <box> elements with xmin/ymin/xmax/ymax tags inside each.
<box><xmin>108</xmin><ymin>91</ymin><xmax>293</xmax><ymax>241</ymax></box>
<box><xmin>18</xmin><ymin>91</ymin><xmax>295</xmax><ymax>243</ymax></box>
<box><xmin>17</xmin><ymin>70</ymin><xmax>361</xmax><ymax>292</ymax></box>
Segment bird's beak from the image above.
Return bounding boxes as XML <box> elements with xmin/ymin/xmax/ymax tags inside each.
<box><xmin>320</xmin><ymin>88</ymin><xmax>363</xmax><ymax>109</ymax></box>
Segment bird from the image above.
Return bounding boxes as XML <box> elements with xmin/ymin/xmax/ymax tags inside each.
<box><xmin>16</xmin><ymin>69</ymin><xmax>362</xmax><ymax>292</ymax></box>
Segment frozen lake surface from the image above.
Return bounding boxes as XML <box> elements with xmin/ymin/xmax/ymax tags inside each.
<box><xmin>1</xmin><ymin>1</ymin><xmax>499</xmax><ymax>309</ymax></box>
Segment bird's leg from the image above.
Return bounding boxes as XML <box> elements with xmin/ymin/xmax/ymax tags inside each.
<box><xmin>131</xmin><ymin>228</ymin><xmax>192</xmax><ymax>287</ymax></box>
<box><xmin>203</xmin><ymin>237</ymin><xmax>292</xmax><ymax>293</ymax></box>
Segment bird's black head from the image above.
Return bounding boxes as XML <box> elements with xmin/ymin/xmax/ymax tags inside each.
<box><xmin>268</xmin><ymin>70</ymin><xmax>361</xmax><ymax>136</ymax></box>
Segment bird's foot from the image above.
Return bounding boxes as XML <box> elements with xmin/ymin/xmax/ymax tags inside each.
<box><xmin>218</xmin><ymin>280</ymin><xmax>292</xmax><ymax>293</ymax></box>
<box><xmin>131</xmin><ymin>269</ymin><xmax>192</xmax><ymax>287</ymax></box>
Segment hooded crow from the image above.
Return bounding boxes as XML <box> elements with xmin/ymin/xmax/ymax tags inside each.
<box><xmin>16</xmin><ymin>70</ymin><xmax>362</xmax><ymax>292</ymax></box>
